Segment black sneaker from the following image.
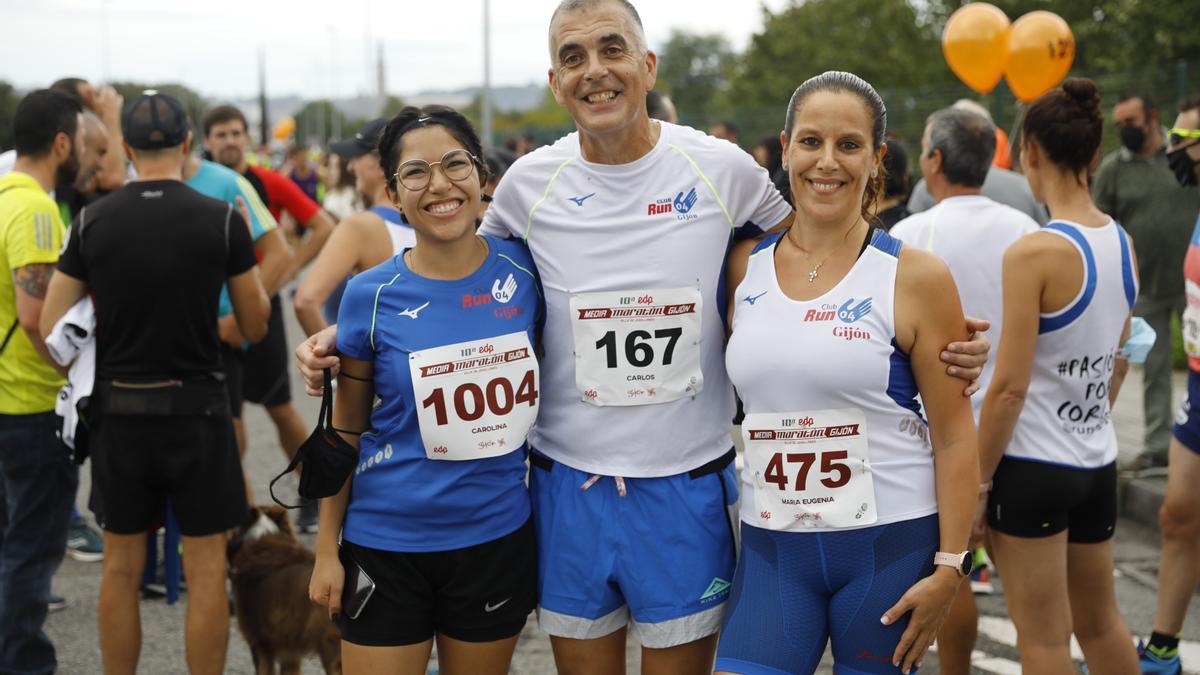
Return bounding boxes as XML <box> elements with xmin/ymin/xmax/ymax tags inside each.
<box><xmin>296</xmin><ymin>498</ymin><xmax>319</xmax><ymax>534</ymax></box>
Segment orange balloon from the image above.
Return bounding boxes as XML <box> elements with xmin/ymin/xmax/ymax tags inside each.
<box><xmin>273</xmin><ymin>116</ymin><xmax>296</xmax><ymax>141</ymax></box>
<box><xmin>1004</xmin><ymin>11</ymin><xmax>1075</xmax><ymax>103</ymax></box>
<box><xmin>943</xmin><ymin>3</ymin><xmax>1011</xmax><ymax>94</ymax></box>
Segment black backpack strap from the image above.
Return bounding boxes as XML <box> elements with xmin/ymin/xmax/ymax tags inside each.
<box><xmin>0</xmin><ymin>182</ymin><xmax>42</xmax><ymax>357</ymax></box>
<box><xmin>0</xmin><ymin>320</ymin><xmax>18</xmax><ymax>356</ymax></box>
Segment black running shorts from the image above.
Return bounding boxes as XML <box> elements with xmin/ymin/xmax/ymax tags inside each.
<box><xmin>89</xmin><ymin>386</ymin><xmax>248</xmax><ymax>537</ymax></box>
<box><xmin>242</xmin><ymin>295</ymin><xmax>292</xmax><ymax>408</ymax></box>
<box><xmin>987</xmin><ymin>456</ymin><xmax>1117</xmax><ymax>543</ymax></box>
<box><xmin>335</xmin><ymin>517</ymin><xmax>536</xmax><ymax>646</ymax></box>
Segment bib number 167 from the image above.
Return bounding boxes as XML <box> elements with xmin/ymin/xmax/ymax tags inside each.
<box><xmin>763</xmin><ymin>451</ymin><xmax>851</xmax><ymax>491</ymax></box>
<box><xmin>595</xmin><ymin>327</ymin><xmax>682</xmax><ymax>368</ymax></box>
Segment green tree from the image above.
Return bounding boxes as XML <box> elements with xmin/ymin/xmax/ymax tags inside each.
<box><xmin>381</xmin><ymin>95</ymin><xmax>407</xmax><ymax>118</ymax></box>
<box><xmin>926</xmin><ymin>0</ymin><xmax>1200</xmax><ymax>76</ymax></box>
<box><xmin>292</xmin><ymin>100</ymin><xmax>350</xmax><ymax>147</ymax></box>
<box><xmin>725</xmin><ymin>0</ymin><xmax>953</xmax><ymax>141</ymax></box>
<box><xmin>655</xmin><ymin>30</ymin><xmax>736</xmax><ymax>127</ymax></box>
<box><xmin>0</xmin><ymin>81</ymin><xmax>19</xmax><ymax>151</ymax></box>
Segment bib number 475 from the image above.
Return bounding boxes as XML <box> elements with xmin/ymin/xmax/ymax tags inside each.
<box><xmin>763</xmin><ymin>451</ymin><xmax>851</xmax><ymax>491</ymax></box>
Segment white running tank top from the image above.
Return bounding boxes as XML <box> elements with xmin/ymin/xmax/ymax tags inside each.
<box><xmin>726</xmin><ymin>229</ymin><xmax>937</xmax><ymax>530</ymax></box>
<box><xmin>369</xmin><ymin>206</ymin><xmax>416</xmax><ymax>255</ymax></box>
<box><xmin>1007</xmin><ymin>220</ymin><xmax>1137</xmax><ymax>468</ymax></box>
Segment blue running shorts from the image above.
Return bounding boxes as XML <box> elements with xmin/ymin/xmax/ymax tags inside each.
<box><xmin>530</xmin><ymin>449</ymin><xmax>738</xmax><ymax>648</ymax></box>
<box><xmin>715</xmin><ymin>514</ymin><xmax>939</xmax><ymax>675</ymax></box>
<box><xmin>1173</xmin><ymin>369</ymin><xmax>1200</xmax><ymax>454</ymax></box>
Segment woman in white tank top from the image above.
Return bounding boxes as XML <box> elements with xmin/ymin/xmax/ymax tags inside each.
<box><xmin>979</xmin><ymin>78</ymin><xmax>1140</xmax><ymax>674</ymax></box>
<box><xmin>714</xmin><ymin>72</ymin><xmax>979</xmax><ymax>675</ymax></box>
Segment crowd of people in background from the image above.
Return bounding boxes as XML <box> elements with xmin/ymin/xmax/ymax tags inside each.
<box><xmin>3</xmin><ymin>1</ymin><xmax>1200</xmax><ymax>674</ymax></box>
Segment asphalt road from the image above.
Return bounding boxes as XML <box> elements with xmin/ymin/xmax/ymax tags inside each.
<box><xmin>42</xmin><ymin>300</ymin><xmax>1200</xmax><ymax>674</ymax></box>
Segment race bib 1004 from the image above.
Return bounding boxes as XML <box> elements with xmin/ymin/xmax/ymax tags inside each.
<box><xmin>569</xmin><ymin>287</ymin><xmax>703</xmax><ymax>406</ymax></box>
<box><xmin>409</xmin><ymin>331</ymin><xmax>539</xmax><ymax>461</ymax></box>
<box><xmin>743</xmin><ymin>408</ymin><xmax>877</xmax><ymax>530</ymax></box>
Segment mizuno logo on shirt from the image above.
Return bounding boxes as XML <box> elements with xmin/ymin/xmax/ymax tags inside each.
<box><xmin>398</xmin><ymin>301</ymin><xmax>430</xmax><ymax>319</ymax></box>
<box><xmin>744</xmin><ymin>291</ymin><xmax>767</xmax><ymax>305</ymax></box>
<box><xmin>568</xmin><ymin>193</ymin><xmax>596</xmax><ymax>206</ymax></box>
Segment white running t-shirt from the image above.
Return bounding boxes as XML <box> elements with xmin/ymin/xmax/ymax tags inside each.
<box><xmin>891</xmin><ymin>195</ymin><xmax>1038</xmax><ymax>418</ymax></box>
<box><xmin>480</xmin><ymin>122</ymin><xmax>792</xmax><ymax>476</ymax></box>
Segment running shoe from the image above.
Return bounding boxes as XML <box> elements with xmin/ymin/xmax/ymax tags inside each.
<box><xmin>47</xmin><ymin>593</ymin><xmax>68</xmax><ymax>612</ymax></box>
<box><xmin>1122</xmin><ymin>453</ymin><xmax>1169</xmax><ymax>478</ymax></box>
<box><xmin>296</xmin><ymin>498</ymin><xmax>319</xmax><ymax>534</ymax></box>
<box><xmin>970</xmin><ymin>562</ymin><xmax>994</xmax><ymax>594</ymax></box>
<box><xmin>66</xmin><ymin>518</ymin><xmax>104</xmax><ymax>562</ymax></box>
<box><xmin>1138</xmin><ymin>640</ymin><xmax>1183</xmax><ymax>675</ymax></box>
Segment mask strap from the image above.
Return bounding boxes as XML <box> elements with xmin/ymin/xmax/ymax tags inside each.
<box><xmin>269</xmin><ymin>368</ymin><xmax>334</xmax><ymax>509</ymax></box>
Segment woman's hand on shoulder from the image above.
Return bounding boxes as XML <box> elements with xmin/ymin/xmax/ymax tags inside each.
<box><xmin>898</xmin><ymin>247</ymin><xmax>991</xmax><ymax>393</ymax></box>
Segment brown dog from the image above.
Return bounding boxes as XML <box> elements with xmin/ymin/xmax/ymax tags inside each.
<box><xmin>228</xmin><ymin>505</ymin><xmax>341</xmax><ymax>675</ymax></box>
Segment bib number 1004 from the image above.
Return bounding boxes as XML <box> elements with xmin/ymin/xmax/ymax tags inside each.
<box><xmin>421</xmin><ymin>370</ymin><xmax>538</xmax><ymax>426</ymax></box>
<box><xmin>595</xmin><ymin>328</ymin><xmax>682</xmax><ymax>368</ymax></box>
<box><xmin>763</xmin><ymin>451</ymin><xmax>851</xmax><ymax>491</ymax></box>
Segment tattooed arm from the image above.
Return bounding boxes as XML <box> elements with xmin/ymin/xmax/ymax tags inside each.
<box><xmin>13</xmin><ymin>263</ymin><xmax>67</xmax><ymax>375</ymax></box>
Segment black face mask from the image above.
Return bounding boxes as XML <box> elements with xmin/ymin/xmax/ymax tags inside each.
<box><xmin>270</xmin><ymin>369</ymin><xmax>360</xmax><ymax>509</ymax></box>
<box><xmin>1168</xmin><ymin>143</ymin><xmax>1200</xmax><ymax>187</ymax></box>
<box><xmin>1119</xmin><ymin>125</ymin><xmax>1147</xmax><ymax>153</ymax></box>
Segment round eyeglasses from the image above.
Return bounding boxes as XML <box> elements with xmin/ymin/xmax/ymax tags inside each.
<box><xmin>395</xmin><ymin>149</ymin><xmax>479</xmax><ymax>191</ymax></box>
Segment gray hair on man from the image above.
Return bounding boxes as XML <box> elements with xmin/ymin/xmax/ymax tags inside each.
<box><xmin>926</xmin><ymin>107</ymin><xmax>996</xmax><ymax>188</ymax></box>
<box><xmin>951</xmin><ymin>98</ymin><xmax>993</xmax><ymax>124</ymax></box>
<box><xmin>549</xmin><ymin>0</ymin><xmax>648</xmax><ymax>55</ymax></box>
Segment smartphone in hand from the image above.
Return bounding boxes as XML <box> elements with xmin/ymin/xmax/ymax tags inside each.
<box><xmin>339</xmin><ymin>546</ymin><xmax>376</xmax><ymax>620</ymax></box>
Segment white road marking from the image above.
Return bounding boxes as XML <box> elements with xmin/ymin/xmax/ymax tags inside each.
<box><xmin>977</xmin><ymin>615</ymin><xmax>1200</xmax><ymax>673</ymax></box>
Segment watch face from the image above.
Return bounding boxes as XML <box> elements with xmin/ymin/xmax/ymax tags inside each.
<box><xmin>960</xmin><ymin>550</ymin><xmax>975</xmax><ymax>576</ymax></box>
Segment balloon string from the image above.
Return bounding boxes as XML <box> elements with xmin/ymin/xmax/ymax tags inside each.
<box><xmin>1007</xmin><ymin>103</ymin><xmax>1025</xmax><ymax>172</ymax></box>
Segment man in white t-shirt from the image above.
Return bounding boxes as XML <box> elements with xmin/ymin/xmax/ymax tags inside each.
<box><xmin>295</xmin><ymin>1</ymin><xmax>991</xmax><ymax>670</ymax></box>
<box><xmin>891</xmin><ymin>106</ymin><xmax>1037</xmax><ymax>675</ymax></box>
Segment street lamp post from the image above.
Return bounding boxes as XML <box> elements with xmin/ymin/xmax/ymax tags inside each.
<box><xmin>481</xmin><ymin>0</ymin><xmax>493</xmax><ymax>150</ymax></box>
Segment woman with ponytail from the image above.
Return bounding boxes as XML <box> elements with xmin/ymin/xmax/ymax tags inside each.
<box><xmin>978</xmin><ymin>78</ymin><xmax>1141</xmax><ymax>674</ymax></box>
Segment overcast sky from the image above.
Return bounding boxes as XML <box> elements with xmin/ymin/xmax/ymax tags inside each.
<box><xmin>0</xmin><ymin>0</ymin><xmax>791</xmax><ymax>100</ymax></box>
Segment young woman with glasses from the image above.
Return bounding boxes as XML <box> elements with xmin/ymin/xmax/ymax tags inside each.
<box><xmin>307</xmin><ymin>106</ymin><xmax>543</xmax><ymax>675</ymax></box>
